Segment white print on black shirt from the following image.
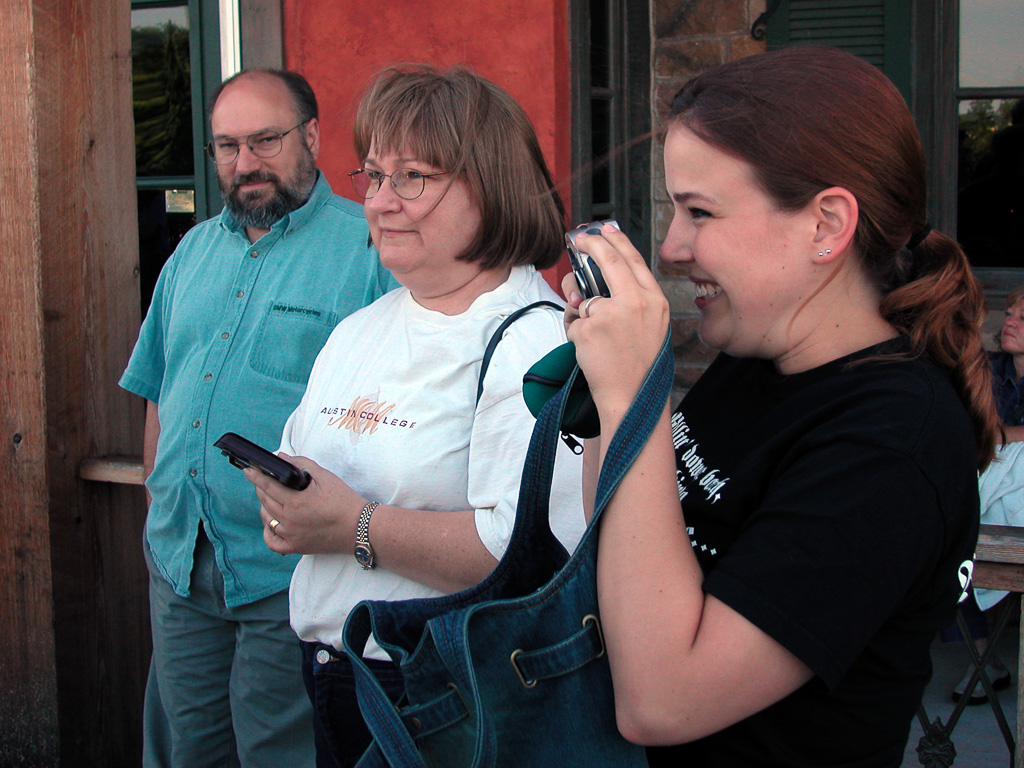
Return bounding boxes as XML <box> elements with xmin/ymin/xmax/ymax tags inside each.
<box><xmin>687</xmin><ymin>526</ymin><xmax>717</xmax><ymax>557</ymax></box>
<box><xmin>321</xmin><ymin>397</ymin><xmax>417</xmax><ymax>434</ymax></box>
<box><xmin>671</xmin><ymin>412</ymin><xmax>729</xmax><ymax>503</ymax></box>
<box><xmin>957</xmin><ymin>559</ymin><xmax>974</xmax><ymax>604</ymax></box>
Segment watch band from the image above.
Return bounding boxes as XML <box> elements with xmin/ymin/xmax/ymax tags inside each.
<box><xmin>354</xmin><ymin>501</ymin><xmax>380</xmax><ymax>570</ymax></box>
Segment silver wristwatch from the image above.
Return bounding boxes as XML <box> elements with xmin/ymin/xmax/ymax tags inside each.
<box><xmin>354</xmin><ymin>501</ymin><xmax>380</xmax><ymax>570</ymax></box>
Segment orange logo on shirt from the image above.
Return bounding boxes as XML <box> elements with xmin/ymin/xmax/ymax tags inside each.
<box><xmin>327</xmin><ymin>397</ymin><xmax>403</xmax><ymax>434</ymax></box>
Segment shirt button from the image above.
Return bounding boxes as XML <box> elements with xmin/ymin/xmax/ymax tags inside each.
<box><xmin>221</xmin><ymin>332</ymin><xmax>229</xmax><ymax>340</ymax></box>
<box><xmin>189</xmin><ymin>469</ymin><xmax>197</xmax><ymax>477</ymax></box>
<box><xmin>316</xmin><ymin>649</ymin><xmax>332</xmax><ymax>665</ymax></box>
<box><xmin>250</xmin><ymin>250</ymin><xmax>258</xmax><ymax>258</ymax></box>
<box><xmin>192</xmin><ymin>419</ymin><xmax>200</xmax><ymax>428</ymax></box>
<box><xmin>237</xmin><ymin>290</ymin><xmax>244</xmax><ymax>298</ymax></box>
<box><xmin>204</xmin><ymin>373</ymin><xmax>212</xmax><ymax>381</ymax></box>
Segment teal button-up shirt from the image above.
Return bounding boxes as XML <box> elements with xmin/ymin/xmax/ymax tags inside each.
<box><xmin>120</xmin><ymin>172</ymin><xmax>396</xmax><ymax>606</ymax></box>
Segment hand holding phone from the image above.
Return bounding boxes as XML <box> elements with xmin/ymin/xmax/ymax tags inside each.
<box><xmin>214</xmin><ymin>432</ymin><xmax>311</xmax><ymax>490</ymax></box>
<box><xmin>565</xmin><ymin>220</ymin><xmax>618</xmax><ymax>299</ymax></box>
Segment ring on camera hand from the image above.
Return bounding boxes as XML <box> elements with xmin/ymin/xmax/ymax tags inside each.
<box><xmin>581</xmin><ymin>296</ymin><xmax>601</xmax><ymax>318</ymax></box>
<box><xmin>269</xmin><ymin>518</ymin><xmax>280</xmax><ymax>534</ymax></box>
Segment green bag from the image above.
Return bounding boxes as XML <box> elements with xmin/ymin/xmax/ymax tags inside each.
<box><xmin>522</xmin><ymin>341</ymin><xmax>600</xmax><ymax>439</ymax></box>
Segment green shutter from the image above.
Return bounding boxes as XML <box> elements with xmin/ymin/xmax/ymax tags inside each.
<box><xmin>766</xmin><ymin>0</ymin><xmax>912</xmax><ymax>101</ymax></box>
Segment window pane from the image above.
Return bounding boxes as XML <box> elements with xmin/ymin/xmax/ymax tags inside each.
<box><xmin>959</xmin><ymin>0</ymin><xmax>1024</xmax><ymax>88</ymax></box>
<box><xmin>590</xmin><ymin>0</ymin><xmax>611</xmax><ymax>89</ymax></box>
<box><xmin>138</xmin><ymin>188</ymin><xmax>195</xmax><ymax>314</ymax></box>
<box><xmin>590</xmin><ymin>96</ymin><xmax>612</xmax><ymax>206</ymax></box>
<box><xmin>132</xmin><ymin>6</ymin><xmax>194</xmax><ymax>177</ymax></box>
<box><xmin>957</xmin><ymin>98</ymin><xmax>1024</xmax><ymax>267</ymax></box>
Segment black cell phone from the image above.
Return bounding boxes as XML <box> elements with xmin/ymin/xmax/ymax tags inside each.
<box><xmin>565</xmin><ymin>220</ymin><xmax>617</xmax><ymax>299</ymax></box>
<box><xmin>214</xmin><ymin>432</ymin><xmax>311</xmax><ymax>490</ymax></box>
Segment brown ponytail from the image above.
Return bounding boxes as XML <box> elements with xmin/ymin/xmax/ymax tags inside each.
<box><xmin>878</xmin><ymin>231</ymin><xmax>999</xmax><ymax>468</ymax></box>
<box><xmin>668</xmin><ymin>46</ymin><xmax>999</xmax><ymax>469</ymax></box>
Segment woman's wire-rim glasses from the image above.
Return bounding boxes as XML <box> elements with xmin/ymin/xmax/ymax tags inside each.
<box><xmin>348</xmin><ymin>168</ymin><xmax>449</xmax><ymax>200</ymax></box>
<box><xmin>206</xmin><ymin>121</ymin><xmax>308</xmax><ymax>165</ymax></box>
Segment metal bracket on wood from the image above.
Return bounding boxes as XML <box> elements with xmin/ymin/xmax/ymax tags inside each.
<box><xmin>751</xmin><ymin>0</ymin><xmax>782</xmax><ymax>40</ymax></box>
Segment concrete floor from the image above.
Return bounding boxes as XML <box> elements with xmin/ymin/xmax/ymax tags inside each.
<box><xmin>903</xmin><ymin>617</ymin><xmax>1018</xmax><ymax>767</ymax></box>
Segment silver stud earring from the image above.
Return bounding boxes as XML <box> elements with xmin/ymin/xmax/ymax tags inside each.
<box><xmin>817</xmin><ymin>249</ymin><xmax>832</xmax><ymax>257</ymax></box>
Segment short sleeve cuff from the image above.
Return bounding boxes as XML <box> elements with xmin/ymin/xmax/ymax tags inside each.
<box><xmin>119</xmin><ymin>371</ymin><xmax>161</xmax><ymax>404</ymax></box>
<box><xmin>474</xmin><ymin>506</ymin><xmax>513</xmax><ymax>561</ymax></box>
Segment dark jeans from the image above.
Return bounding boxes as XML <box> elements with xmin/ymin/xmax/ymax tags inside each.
<box><xmin>301</xmin><ymin>640</ymin><xmax>405</xmax><ymax>768</ymax></box>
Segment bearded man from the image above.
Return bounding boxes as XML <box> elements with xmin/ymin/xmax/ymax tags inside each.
<box><xmin>120</xmin><ymin>69</ymin><xmax>396</xmax><ymax>768</ymax></box>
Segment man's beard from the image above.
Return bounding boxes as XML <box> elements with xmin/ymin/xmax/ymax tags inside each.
<box><xmin>220</xmin><ymin>149</ymin><xmax>316</xmax><ymax>230</ymax></box>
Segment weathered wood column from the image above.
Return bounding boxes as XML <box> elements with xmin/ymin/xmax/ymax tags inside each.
<box><xmin>1</xmin><ymin>0</ymin><xmax>148</xmax><ymax>765</ymax></box>
<box><xmin>0</xmin><ymin>0</ymin><xmax>59</xmax><ymax>762</ymax></box>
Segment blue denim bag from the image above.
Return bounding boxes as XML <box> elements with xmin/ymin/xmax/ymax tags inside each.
<box><xmin>342</xmin><ymin>330</ymin><xmax>673</xmax><ymax>768</ymax></box>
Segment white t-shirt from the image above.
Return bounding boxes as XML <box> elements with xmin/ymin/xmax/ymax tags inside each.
<box><xmin>284</xmin><ymin>265</ymin><xmax>586</xmax><ymax>658</ymax></box>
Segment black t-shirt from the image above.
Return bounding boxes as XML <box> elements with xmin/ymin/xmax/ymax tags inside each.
<box><xmin>647</xmin><ymin>339</ymin><xmax>979</xmax><ymax>768</ymax></box>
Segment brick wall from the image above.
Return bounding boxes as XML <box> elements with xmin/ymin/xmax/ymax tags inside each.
<box><xmin>649</xmin><ymin>0</ymin><xmax>767</xmax><ymax>402</ymax></box>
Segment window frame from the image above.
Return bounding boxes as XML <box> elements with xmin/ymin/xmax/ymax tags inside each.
<box><xmin>569</xmin><ymin>0</ymin><xmax>652</xmax><ymax>261</ymax></box>
<box><xmin>933</xmin><ymin>0</ymin><xmax>1024</xmax><ymax>302</ymax></box>
<box><xmin>131</xmin><ymin>0</ymin><xmax>222</xmax><ymax>220</ymax></box>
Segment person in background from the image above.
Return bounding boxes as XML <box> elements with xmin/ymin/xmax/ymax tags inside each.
<box><xmin>990</xmin><ymin>285</ymin><xmax>1024</xmax><ymax>440</ymax></box>
<box><xmin>562</xmin><ymin>46</ymin><xmax>997</xmax><ymax>766</ymax></box>
<box><xmin>245</xmin><ymin>65</ymin><xmax>586</xmax><ymax>768</ymax></box>
<box><xmin>945</xmin><ymin>285</ymin><xmax>1024</xmax><ymax>704</ymax></box>
<box><xmin>120</xmin><ymin>69</ymin><xmax>395</xmax><ymax>768</ymax></box>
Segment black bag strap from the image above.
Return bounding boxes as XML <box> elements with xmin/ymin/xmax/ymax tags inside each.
<box><xmin>476</xmin><ymin>300</ymin><xmax>563</xmax><ymax>405</ymax></box>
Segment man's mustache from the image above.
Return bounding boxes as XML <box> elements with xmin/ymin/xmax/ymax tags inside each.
<box><xmin>231</xmin><ymin>170</ymin><xmax>279</xmax><ymax>190</ymax></box>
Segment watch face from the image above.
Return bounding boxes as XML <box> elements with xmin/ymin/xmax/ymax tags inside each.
<box><xmin>354</xmin><ymin>543</ymin><xmax>374</xmax><ymax>569</ymax></box>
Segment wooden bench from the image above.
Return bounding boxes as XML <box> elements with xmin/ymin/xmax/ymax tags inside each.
<box><xmin>917</xmin><ymin>524</ymin><xmax>1024</xmax><ymax>768</ymax></box>
<box><xmin>975</xmin><ymin>524</ymin><xmax>1024</xmax><ymax>767</ymax></box>
<box><xmin>79</xmin><ymin>455</ymin><xmax>145</xmax><ymax>486</ymax></box>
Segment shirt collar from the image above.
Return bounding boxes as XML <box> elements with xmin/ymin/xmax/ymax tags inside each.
<box><xmin>992</xmin><ymin>351</ymin><xmax>1021</xmax><ymax>386</ymax></box>
<box><xmin>219</xmin><ymin>170</ymin><xmax>330</xmax><ymax>237</ymax></box>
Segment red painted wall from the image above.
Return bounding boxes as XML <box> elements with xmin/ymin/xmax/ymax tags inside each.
<box><xmin>281</xmin><ymin>0</ymin><xmax>572</xmax><ymax>287</ymax></box>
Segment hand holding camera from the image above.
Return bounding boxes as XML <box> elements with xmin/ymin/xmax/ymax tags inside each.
<box><xmin>565</xmin><ymin>220</ymin><xmax>618</xmax><ymax>299</ymax></box>
<box><xmin>521</xmin><ymin>220</ymin><xmax>620</xmax><ymax>440</ymax></box>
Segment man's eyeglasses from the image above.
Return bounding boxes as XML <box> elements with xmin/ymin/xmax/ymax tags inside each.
<box><xmin>348</xmin><ymin>168</ymin><xmax>448</xmax><ymax>201</ymax></box>
<box><xmin>206</xmin><ymin>122</ymin><xmax>308</xmax><ymax>165</ymax></box>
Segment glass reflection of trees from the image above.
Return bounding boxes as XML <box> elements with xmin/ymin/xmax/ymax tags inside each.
<box><xmin>960</xmin><ymin>100</ymin><xmax>1015</xmax><ymax>166</ymax></box>
<box><xmin>132</xmin><ymin>21</ymin><xmax>192</xmax><ymax>177</ymax></box>
<box><xmin>958</xmin><ymin>99</ymin><xmax>1024</xmax><ymax>268</ymax></box>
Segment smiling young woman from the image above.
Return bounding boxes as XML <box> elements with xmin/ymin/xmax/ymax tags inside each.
<box><xmin>561</xmin><ymin>46</ymin><xmax>999</xmax><ymax>767</ymax></box>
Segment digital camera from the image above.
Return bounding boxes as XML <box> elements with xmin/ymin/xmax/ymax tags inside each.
<box><xmin>565</xmin><ymin>219</ymin><xmax>618</xmax><ymax>299</ymax></box>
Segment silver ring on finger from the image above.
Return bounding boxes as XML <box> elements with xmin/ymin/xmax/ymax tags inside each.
<box><xmin>269</xmin><ymin>518</ymin><xmax>280</xmax><ymax>535</ymax></box>
<box><xmin>581</xmin><ymin>296</ymin><xmax>601</xmax><ymax>318</ymax></box>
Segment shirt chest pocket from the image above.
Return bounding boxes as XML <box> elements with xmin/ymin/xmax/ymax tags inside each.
<box><xmin>248</xmin><ymin>302</ymin><xmax>340</xmax><ymax>385</ymax></box>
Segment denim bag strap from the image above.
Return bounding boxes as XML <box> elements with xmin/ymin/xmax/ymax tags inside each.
<box><xmin>345</xmin><ymin>328</ymin><xmax>674</xmax><ymax>768</ymax></box>
<box><xmin>344</xmin><ymin>356</ymin><xmax>576</xmax><ymax>767</ymax></box>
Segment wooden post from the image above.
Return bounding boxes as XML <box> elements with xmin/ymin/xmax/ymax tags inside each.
<box><xmin>1</xmin><ymin>0</ymin><xmax>148</xmax><ymax>765</ymax></box>
<box><xmin>0</xmin><ymin>2</ymin><xmax>59</xmax><ymax>764</ymax></box>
